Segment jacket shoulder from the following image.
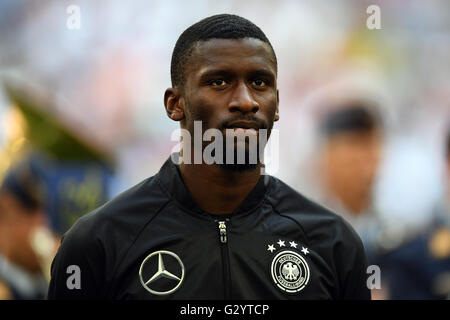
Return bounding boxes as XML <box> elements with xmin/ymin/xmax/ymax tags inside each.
<box><xmin>267</xmin><ymin>176</ymin><xmax>352</xmax><ymax>238</ymax></box>
<box><xmin>266</xmin><ymin>176</ymin><xmax>370</xmax><ymax>299</ymax></box>
<box><xmin>48</xmin><ymin>175</ymin><xmax>170</xmax><ymax>299</ymax></box>
<box><xmin>70</xmin><ymin>175</ymin><xmax>169</xmax><ymax>239</ymax></box>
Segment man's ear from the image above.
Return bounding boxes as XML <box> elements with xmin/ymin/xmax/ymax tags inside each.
<box><xmin>164</xmin><ymin>88</ymin><xmax>185</xmax><ymax>122</ymax></box>
<box><xmin>274</xmin><ymin>89</ymin><xmax>280</xmax><ymax>122</ymax></box>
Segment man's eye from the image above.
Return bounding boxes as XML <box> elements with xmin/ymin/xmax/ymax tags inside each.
<box><xmin>210</xmin><ymin>79</ymin><xmax>227</xmax><ymax>86</ymax></box>
<box><xmin>252</xmin><ymin>79</ymin><xmax>266</xmax><ymax>87</ymax></box>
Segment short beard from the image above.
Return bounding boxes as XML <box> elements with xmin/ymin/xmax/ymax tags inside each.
<box><xmin>215</xmin><ymin>138</ymin><xmax>263</xmax><ymax>172</ymax></box>
<box><xmin>219</xmin><ymin>160</ymin><xmax>259</xmax><ymax>172</ymax></box>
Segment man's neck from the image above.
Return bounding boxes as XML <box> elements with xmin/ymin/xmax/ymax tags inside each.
<box><xmin>179</xmin><ymin>163</ymin><xmax>261</xmax><ymax>214</ymax></box>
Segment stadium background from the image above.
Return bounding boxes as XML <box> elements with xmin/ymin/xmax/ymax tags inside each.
<box><xmin>0</xmin><ymin>0</ymin><xmax>449</xmax><ymax>299</ymax></box>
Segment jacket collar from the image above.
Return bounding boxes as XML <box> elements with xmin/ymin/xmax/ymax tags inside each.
<box><xmin>156</xmin><ymin>154</ymin><xmax>271</xmax><ymax>216</ymax></box>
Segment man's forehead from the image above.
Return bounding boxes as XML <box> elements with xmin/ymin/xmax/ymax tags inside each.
<box><xmin>189</xmin><ymin>38</ymin><xmax>277</xmax><ymax>74</ymax></box>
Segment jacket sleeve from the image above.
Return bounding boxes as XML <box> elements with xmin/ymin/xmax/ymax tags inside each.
<box><xmin>342</xmin><ymin>240</ymin><xmax>371</xmax><ymax>300</ymax></box>
<box><xmin>338</xmin><ymin>219</ymin><xmax>372</xmax><ymax>300</ymax></box>
<box><xmin>47</xmin><ymin>214</ymin><xmax>106</xmax><ymax>300</ymax></box>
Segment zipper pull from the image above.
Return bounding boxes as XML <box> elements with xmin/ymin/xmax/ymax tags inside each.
<box><xmin>218</xmin><ymin>221</ymin><xmax>227</xmax><ymax>244</ymax></box>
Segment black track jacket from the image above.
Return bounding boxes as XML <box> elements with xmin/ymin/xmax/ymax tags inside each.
<box><xmin>48</xmin><ymin>156</ymin><xmax>371</xmax><ymax>300</ymax></box>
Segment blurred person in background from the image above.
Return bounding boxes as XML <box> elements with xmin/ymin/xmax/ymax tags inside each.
<box><xmin>0</xmin><ymin>156</ymin><xmax>58</xmax><ymax>299</ymax></box>
<box><xmin>315</xmin><ymin>100</ymin><xmax>384</xmax><ymax>258</ymax></box>
<box><xmin>373</xmin><ymin>128</ymin><xmax>450</xmax><ymax>299</ymax></box>
<box><xmin>0</xmin><ymin>82</ymin><xmax>114</xmax><ymax>299</ymax></box>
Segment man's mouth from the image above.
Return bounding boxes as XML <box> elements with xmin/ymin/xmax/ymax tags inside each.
<box><xmin>224</xmin><ymin>121</ymin><xmax>262</xmax><ymax>135</ymax></box>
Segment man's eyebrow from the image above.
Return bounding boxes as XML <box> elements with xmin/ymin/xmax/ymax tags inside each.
<box><xmin>248</xmin><ymin>69</ymin><xmax>276</xmax><ymax>79</ymax></box>
<box><xmin>198</xmin><ymin>69</ymin><xmax>234</xmax><ymax>79</ymax></box>
<box><xmin>198</xmin><ymin>68</ymin><xmax>276</xmax><ymax>79</ymax></box>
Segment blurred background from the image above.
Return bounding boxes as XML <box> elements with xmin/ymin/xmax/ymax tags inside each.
<box><xmin>0</xmin><ymin>0</ymin><xmax>449</xmax><ymax>299</ymax></box>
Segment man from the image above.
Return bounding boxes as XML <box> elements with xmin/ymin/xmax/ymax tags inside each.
<box><xmin>48</xmin><ymin>14</ymin><xmax>370</xmax><ymax>300</ymax></box>
<box><xmin>316</xmin><ymin>102</ymin><xmax>383</xmax><ymax>256</ymax></box>
<box><xmin>0</xmin><ymin>157</ymin><xmax>55</xmax><ymax>299</ymax></box>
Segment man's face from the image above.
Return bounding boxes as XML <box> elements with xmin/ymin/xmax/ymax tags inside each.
<box><xmin>0</xmin><ymin>192</ymin><xmax>42</xmax><ymax>272</ymax></box>
<box><xmin>321</xmin><ymin>129</ymin><xmax>382</xmax><ymax>214</ymax></box>
<box><xmin>168</xmin><ymin>38</ymin><xmax>279</xmax><ymax>168</ymax></box>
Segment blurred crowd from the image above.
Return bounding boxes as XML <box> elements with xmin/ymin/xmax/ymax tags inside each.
<box><xmin>0</xmin><ymin>0</ymin><xmax>449</xmax><ymax>299</ymax></box>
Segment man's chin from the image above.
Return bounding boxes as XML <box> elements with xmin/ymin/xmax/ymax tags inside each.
<box><xmin>211</xmin><ymin>144</ymin><xmax>262</xmax><ymax>172</ymax></box>
<box><xmin>218</xmin><ymin>148</ymin><xmax>262</xmax><ymax>172</ymax></box>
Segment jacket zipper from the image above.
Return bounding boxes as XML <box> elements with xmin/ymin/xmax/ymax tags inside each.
<box><xmin>217</xmin><ymin>220</ymin><xmax>231</xmax><ymax>299</ymax></box>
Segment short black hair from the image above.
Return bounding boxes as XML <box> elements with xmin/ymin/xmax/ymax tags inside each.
<box><xmin>0</xmin><ymin>156</ymin><xmax>45</xmax><ymax>211</ymax></box>
<box><xmin>319</xmin><ymin>101</ymin><xmax>382</xmax><ymax>138</ymax></box>
<box><xmin>170</xmin><ymin>14</ymin><xmax>277</xmax><ymax>88</ymax></box>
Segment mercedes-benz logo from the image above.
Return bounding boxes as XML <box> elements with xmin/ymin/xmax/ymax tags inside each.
<box><xmin>139</xmin><ymin>250</ymin><xmax>185</xmax><ymax>296</ymax></box>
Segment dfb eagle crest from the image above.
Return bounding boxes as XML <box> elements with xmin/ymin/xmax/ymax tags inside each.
<box><xmin>270</xmin><ymin>249</ymin><xmax>310</xmax><ymax>293</ymax></box>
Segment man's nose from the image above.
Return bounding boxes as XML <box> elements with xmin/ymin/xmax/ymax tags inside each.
<box><xmin>228</xmin><ymin>82</ymin><xmax>259</xmax><ymax>114</ymax></box>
